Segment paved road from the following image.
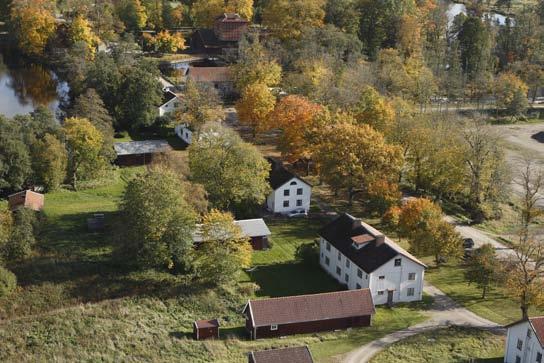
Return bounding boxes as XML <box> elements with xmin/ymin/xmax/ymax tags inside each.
<box><xmin>342</xmin><ymin>283</ymin><xmax>503</xmax><ymax>363</ymax></box>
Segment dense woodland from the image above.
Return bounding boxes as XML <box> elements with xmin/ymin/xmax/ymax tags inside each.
<box><xmin>0</xmin><ymin>1</ymin><xmax>544</xmax><ymax>358</ymax></box>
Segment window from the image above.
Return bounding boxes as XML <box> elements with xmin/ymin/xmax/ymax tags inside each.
<box><xmin>394</xmin><ymin>258</ymin><xmax>402</xmax><ymax>266</ymax></box>
<box><xmin>283</xmin><ymin>200</ymin><xmax>289</xmax><ymax>208</ymax></box>
<box><xmin>377</xmin><ymin>290</ymin><xmax>384</xmax><ymax>296</ymax></box>
<box><xmin>357</xmin><ymin>269</ymin><xmax>363</xmax><ymax>278</ymax></box>
<box><xmin>336</xmin><ymin>266</ymin><xmax>341</xmax><ymax>275</ymax></box>
<box><xmin>346</xmin><ymin>260</ymin><xmax>350</xmax><ymax>268</ymax></box>
<box><xmin>356</xmin><ymin>283</ymin><xmax>361</xmax><ymax>289</ymax></box>
<box><xmin>290</xmin><ymin>181</ymin><xmax>297</xmax><ymax>185</ymax></box>
<box><xmin>408</xmin><ymin>273</ymin><xmax>416</xmax><ymax>281</ymax></box>
<box><xmin>338</xmin><ymin>251</ymin><xmax>341</xmax><ymax>261</ymax></box>
<box><xmin>517</xmin><ymin>339</ymin><xmax>523</xmax><ymax>350</ymax></box>
<box><xmin>365</xmin><ymin>274</ymin><xmax>368</xmax><ymax>280</ymax></box>
<box><xmin>345</xmin><ymin>274</ymin><xmax>349</xmax><ymax>283</ymax></box>
<box><xmin>325</xmin><ymin>257</ymin><xmax>330</xmax><ymax>266</ymax></box>
<box><xmin>283</xmin><ymin>189</ymin><xmax>290</xmax><ymax>196</ymax></box>
<box><xmin>379</xmin><ymin>276</ymin><xmax>385</xmax><ymax>280</ymax></box>
<box><xmin>537</xmin><ymin>352</ymin><xmax>542</xmax><ymax>363</ymax></box>
<box><xmin>297</xmin><ymin>188</ymin><xmax>303</xmax><ymax>195</ymax></box>
<box><xmin>407</xmin><ymin>288</ymin><xmax>415</xmax><ymax>297</ymax></box>
<box><xmin>270</xmin><ymin>324</ymin><xmax>278</xmax><ymax>331</ymax></box>
<box><xmin>326</xmin><ymin>242</ymin><xmax>331</xmax><ymax>251</ymax></box>
<box><xmin>515</xmin><ymin>356</ymin><xmax>521</xmax><ymax>363</ymax></box>
<box><xmin>296</xmin><ymin>199</ymin><xmax>302</xmax><ymax>207</ymax></box>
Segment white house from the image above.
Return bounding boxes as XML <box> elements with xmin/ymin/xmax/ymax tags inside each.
<box><xmin>174</xmin><ymin>124</ymin><xmax>193</xmax><ymax>144</ymax></box>
<box><xmin>158</xmin><ymin>90</ymin><xmax>182</xmax><ymax>117</ymax></box>
<box><xmin>504</xmin><ymin>317</ymin><xmax>544</xmax><ymax>363</ymax></box>
<box><xmin>318</xmin><ymin>213</ymin><xmax>426</xmax><ymax>305</ymax></box>
<box><xmin>266</xmin><ymin>158</ymin><xmax>311</xmax><ymax>214</ymax></box>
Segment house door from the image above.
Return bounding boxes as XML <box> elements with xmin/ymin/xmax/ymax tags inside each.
<box><xmin>387</xmin><ymin>290</ymin><xmax>394</xmax><ymax>306</ymax></box>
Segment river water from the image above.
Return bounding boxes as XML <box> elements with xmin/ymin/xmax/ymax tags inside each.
<box><xmin>0</xmin><ymin>48</ymin><xmax>69</xmax><ymax>119</ymax></box>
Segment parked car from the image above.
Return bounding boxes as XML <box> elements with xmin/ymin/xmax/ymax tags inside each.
<box><xmin>463</xmin><ymin>238</ymin><xmax>475</xmax><ymax>249</ymax></box>
<box><xmin>287</xmin><ymin>209</ymin><xmax>307</xmax><ymax>218</ymax></box>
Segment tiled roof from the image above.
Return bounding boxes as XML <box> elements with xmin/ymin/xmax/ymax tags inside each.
<box><xmin>250</xmin><ymin>346</ymin><xmax>314</xmax><ymax>363</ymax></box>
<box><xmin>114</xmin><ymin>140</ymin><xmax>172</xmax><ymax>156</ymax></box>
<box><xmin>319</xmin><ymin>213</ymin><xmax>426</xmax><ymax>273</ymax></box>
<box><xmin>187</xmin><ymin>66</ymin><xmax>231</xmax><ymax>83</ymax></box>
<box><xmin>267</xmin><ymin>158</ymin><xmax>310</xmax><ymax>190</ymax></box>
<box><xmin>194</xmin><ymin>319</ymin><xmax>219</xmax><ymax>329</ymax></box>
<box><xmin>531</xmin><ymin>317</ymin><xmax>544</xmax><ymax>347</ymax></box>
<box><xmin>245</xmin><ymin>289</ymin><xmax>375</xmax><ymax>327</ymax></box>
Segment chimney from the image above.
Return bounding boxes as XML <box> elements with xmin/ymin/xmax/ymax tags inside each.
<box><xmin>374</xmin><ymin>234</ymin><xmax>385</xmax><ymax>245</ymax></box>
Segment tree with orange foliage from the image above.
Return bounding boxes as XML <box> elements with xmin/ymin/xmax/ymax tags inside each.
<box><xmin>9</xmin><ymin>0</ymin><xmax>57</xmax><ymax>56</ymax></box>
<box><xmin>235</xmin><ymin>82</ymin><xmax>276</xmax><ymax>138</ymax></box>
<box><xmin>268</xmin><ymin>95</ymin><xmax>322</xmax><ymax>164</ymax></box>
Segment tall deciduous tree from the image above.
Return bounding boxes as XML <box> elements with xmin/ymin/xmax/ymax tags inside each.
<box><xmin>262</xmin><ymin>0</ymin><xmax>325</xmax><ymax>40</ymax></box>
<box><xmin>31</xmin><ymin>133</ymin><xmax>67</xmax><ymax>191</ymax></box>
<box><xmin>68</xmin><ymin>15</ymin><xmax>100</xmax><ymax>59</ymax></box>
<box><xmin>315</xmin><ymin>120</ymin><xmax>403</xmax><ymax>204</ymax></box>
<box><xmin>9</xmin><ymin>0</ymin><xmax>57</xmax><ymax>56</ymax></box>
<box><xmin>465</xmin><ymin>244</ymin><xmax>498</xmax><ymax>299</ymax></box>
<box><xmin>397</xmin><ymin>197</ymin><xmax>463</xmax><ymax>265</ymax></box>
<box><xmin>3</xmin><ymin>208</ymin><xmax>38</xmax><ymax>262</ymax></box>
<box><xmin>190</xmin><ymin>0</ymin><xmax>224</xmax><ymax>27</ymax></box>
<box><xmin>235</xmin><ymin>82</ymin><xmax>276</xmax><ymax>137</ymax></box>
<box><xmin>0</xmin><ymin>117</ymin><xmax>31</xmax><ymax>192</ymax></box>
<box><xmin>119</xmin><ymin>169</ymin><xmax>196</xmax><ymax>270</ymax></box>
<box><xmin>191</xmin><ymin>209</ymin><xmax>252</xmax><ymax>284</ymax></box>
<box><xmin>176</xmin><ymin>79</ymin><xmax>223</xmax><ymax>135</ymax></box>
<box><xmin>63</xmin><ymin>117</ymin><xmax>105</xmax><ymax>190</ymax></box>
<box><xmin>495</xmin><ymin>72</ymin><xmax>528</xmax><ymax>118</ymax></box>
<box><xmin>188</xmin><ymin>124</ymin><xmax>270</xmax><ymax>211</ymax></box>
<box><xmin>116</xmin><ymin>0</ymin><xmax>147</xmax><ymax>31</ymax></box>
<box><xmin>351</xmin><ymin>86</ymin><xmax>395</xmax><ymax>134</ymax></box>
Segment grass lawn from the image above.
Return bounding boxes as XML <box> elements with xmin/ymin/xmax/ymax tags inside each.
<box><xmin>369</xmin><ymin>326</ymin><xmax>504</xmax><ymax>363</ymax></box>
<box><xmin>0</xmin><ymin>170</ymin><xmax>430</xmax><ymax>362</ymax></box>
<box><xmin>425</xmin><ymin>262</ymin><xmax>544</xmax><ymax>325</ymax></box>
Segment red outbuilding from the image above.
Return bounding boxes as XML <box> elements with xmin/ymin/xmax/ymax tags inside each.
<box><xmin>8</xmin><ymin>190</ymin><xmax>44</xmax><ymax>212</ymax></box>
<box><xmin>193</xmin><ymin>319</ymin><xmax>220</xmax><ymax>340</ymax></box>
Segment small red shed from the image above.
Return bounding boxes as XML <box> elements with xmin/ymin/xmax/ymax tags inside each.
<box><xmin>193</xmin><ymin>319</ymin><xmax>220</xmax><ymax>340</ymax></box>
<box><xmin>8</xmin><ymin>190</ymin><xmax>44</xmax><ymax>211</ymax></box>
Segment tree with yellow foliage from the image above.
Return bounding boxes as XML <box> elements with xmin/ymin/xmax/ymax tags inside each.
<box><xmin>190</xmin><ymin>0</ymin><xmax>224</xmax><ymax>27</ymax></box>
<box><xmin>145</xmin><ymin>30</ymin><xmax>186</xmax><ymax>53</ymax></box>
<box><xmin>351</xmin><ymin>86</ymin><xmax>395</xmax><ymax>134</ymax></box>
<box><xmin>315</xmin><ymin>120</ymin><xmax>403</xmax><ymax>205</ymax></box>
<box><xmin>68</xmin><ymin>15</ymin><xmax>100</xmax><ymax>59</ymax></box>
<box><xmin>9</xmin><ymin>0</ymin><xmax>57</xmax><ymax>57</ymax></box>
<box><xmin>267</xmin><ymin>95</ymin><xmax>321</xmax><ymax>163</ymax></box>
<box><xmin>262</xmin><ymin>0</ymin><xmax>325</xmax><ymax>40</ymax></box>
<box><xmin>191</xmin><ymin>209</ymin><xmax>253</xmax><ymax>284</ymax></box>
<box><xmin>235</xmin><ymin>82</ymin><xmax>276</xmax><ymax>138</ymax></box>
<box><xmin>225</xmin><ymin>0</ymin><xmax>254</xmax><ymax>21</ymax></box>
<box><xmin>116</xmin><ymin>0</ymin><xmax>147</xmax><ymax>31</ymax></box>
<box><xmin>495</xmin><ymin>72</ymin><xmax>529</xmax><ymax>117</ymax></box>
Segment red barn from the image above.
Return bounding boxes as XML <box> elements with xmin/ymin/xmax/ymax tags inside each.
<box><xmin>193</xmin><ymin>319</ymin><xmax>220</xmax><ymax>340</ymax></box>
<box><xmin>214</xmin><ymin>13</ymin><xmax>249</xmax><ymax>42</ymax></box>
<box><xmin>8</xmin><ymin>190</ymin><xmax>44</xmax><ymax>211</ymax></box>
<box><xmin>248</xmin><ymin>346</ymin><xmax>314</xmax><ymax>363</ymax></box>
<box><xmin>243</xmin><ymin>289</ymin><xmax>375</xmax><ymax>339</ymax></box>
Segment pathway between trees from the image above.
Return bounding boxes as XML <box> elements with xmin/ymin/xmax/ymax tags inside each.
<box><xmin>342</xmin><ymin>283</ymin><xmax>503</xmax><ymax>363</ymax></box>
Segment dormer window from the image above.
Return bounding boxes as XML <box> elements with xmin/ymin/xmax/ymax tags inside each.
<box><xmin>290</xmin><ymin>181</ymin><xmax>297</xmax><ymax>185</ymax></box>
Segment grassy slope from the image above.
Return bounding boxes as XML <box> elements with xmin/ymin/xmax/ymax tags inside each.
<box><xmin>0</xmin><ymin>168</ymin><xmax>428</xmax><ymax>362</ymax></box>
<box><xmin>369</xmin><ymin>326</ymin><xmax>504</xmax><ymax>363</ymax></box>
<box><xmin>426</xmin><ymin>262</ymin><xmax>544</xmax><ymax>325</ymax></box>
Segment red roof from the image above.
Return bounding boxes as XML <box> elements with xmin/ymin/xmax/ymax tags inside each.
<box><xmin>250</xmin><ymin>346</ymin><xmax>314</xmax><ymax>363</ymax></box>
<box><xmin>194</xmin><ymin>319</ymin><xmax>219</xmax><ymax>329</ymax></box>
<box><xmin>244</xmin><ymin>289</ymin><xmax>375</xmax><ymax>327</ymax></box>
<box><xmin>531</xmin><ymin>317</ymin><xmax>544</xmax><ymax>347</ymax></box>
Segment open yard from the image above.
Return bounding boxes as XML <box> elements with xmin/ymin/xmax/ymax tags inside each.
<box><xmin>0</xmin><ymin>167</ymin><xmax>429</xmax><ymax>362</ymax></box>
<box><xmin>369</xmin><ymin>326</ymin><xmax>504</xmax><ymax>363</ymax></box>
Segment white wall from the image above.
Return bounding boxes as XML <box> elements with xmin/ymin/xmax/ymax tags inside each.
<box><xmin>175</xmin><ymin>124</ymin><xmax>192</xmax><ymax>144</ymax></box>
<box><xmin>319</xmin><ymin>237</ymin><xmax>424</xmax><ymax>305</ymax></box>
<box><xmin>505</xmin><ymin>321</ymin><xmax>544</xmax><ymax>363</ymax></box>
<box><xmin>159</xmin><ymin>97</ymin><xmax>182</xmax><ymax>117</ymax></box>
<box><xmin>266</xmin><ymin>178</ymin><xmax>311</xmax><ymax>214</ymax></box>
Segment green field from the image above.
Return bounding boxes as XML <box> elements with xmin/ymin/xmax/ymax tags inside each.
<box><xmin>370</xmin><ymin>326</ymin><xmax>504</xmax><ymax>363</ymax></box>
<box><xmin>0</xmin><ymin>168</ymin><xmax>429</xmax><ymax>362</ymax></box>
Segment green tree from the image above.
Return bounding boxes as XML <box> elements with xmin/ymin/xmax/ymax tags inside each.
<box><xmin>116</xmin><ymin>0</ymin><xmax>147</xmax><ymax>31</ymax></box>
<box><xmin>325</xmin><ymin>0</ymin><xmax>360</xmax><ymax>34</ymax></box>
<box><xmin>31</xmin><ymin>134</ymin><xmax>67</xmax><ymax>191</ymax></box>
<box><xmin>0</xmin><ymin>117</ymin><xmax>31</xmax><ymax>191</ymax></box>
<box><xmin>190</xmin><ymin>0</ymin><xmax>224</xmax><ymax>27</ymax></box>
<box><xmin>188</xmin><ymin>124</ymin><xmax>270</xmax><ymax>211</ymax></box>
<box><xmin>2</xmin><ymin>209</ymin><xmax>38</xmax><ymax>261</ymax></box>
<box><xmin>262</xmin><ymin>0</ymin><xmax>325</xmax><ymax>40</ymax></box>
<box><xmin>0</xmin><ymin>207</ymin><xmax>13</xmax><ymax>261</ymax></box>
<box><xmin>68</xmin><ymin>15</ymin><xmax>100</xmax><ymax>59</ymax></box>
<box><xmin>119</xmin><ymin>169</ymin><xmax>196</xmax><ymax>270</ymax></box>
<box><xmin>176</xmin><ymin>79</ymin><xmax>223</xmax><ymax>135</ymax></box>
<box><xmin>495</xmin><ymin>72</ymin><xmax>529</xmax><ymax>118</ymax></box>
<box><xmin>63</xmin><ymin>117</ymin><xmax>105</xmax><ymax>190</ymax></box>
<box><xmin>191</xmin><ymin>209</ymin><xmax>252</xmax><ymax>284</ymax></box>
<box><xmin>351</xmin><ymin>86</ymin><xmax>395</xmax><ymax>134</ymax></box>
<box><xmin>0</xmin><ymin>266</ymin><xmax>17</xmax><ymax>297</ymax></box>
<box><xmin>465</xmin><ymin>244</ymin><xmax>498</xmax><ymax>299</ymax></box>
<box><xmin>457</xmin><ymin>16</ymin><xmax>493</xmax><ymax>81</ymax></box>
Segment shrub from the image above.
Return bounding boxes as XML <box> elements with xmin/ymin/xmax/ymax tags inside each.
<box><xmin>0</xmin><ymin>266</ymin><xmax>17</xmax><ymax>297</ymax></box>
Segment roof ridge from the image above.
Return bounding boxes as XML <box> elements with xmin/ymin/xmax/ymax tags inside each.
<box><xmin>250</xmin><ymin>288</ymin><xmax>369</xmax><ymax>303</ymax></box>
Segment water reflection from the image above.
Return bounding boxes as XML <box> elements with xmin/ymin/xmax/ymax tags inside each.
<box><xmin>0</xmin><ymin>49</ymin><xmax>69</xmax><ymax>119</ymax></box>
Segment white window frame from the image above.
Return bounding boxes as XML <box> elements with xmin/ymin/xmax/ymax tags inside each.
<box><xmin>270</xmin><ymin>324</ymin><xmax>278</xmax><ymax>331</ymax></box>
<box><xmin>408</xmin><ymin>272</ymin><xmax>416</xmax><ymax>281</ymax></box>
<box><xmin>407</xmin><ymin>287</ymin><xmax>415</xmax><ymax>297</ymax></box>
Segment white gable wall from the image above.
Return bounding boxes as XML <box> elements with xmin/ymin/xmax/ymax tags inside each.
<box><xmin>159</xmin><ymin>97</ymin><xmax>182</xmax><ymax>117</ymax></box>
<box><xmin>505</xmin><ymin>321</ymin><xmax>543</xmax><ymax>363</ymax></box>
<box><xmin>319</xmin><ymin>237</ymin><xmax>425</xmax><ymax>305</ymax></box>
<box><xmin>266</xmin><ymin>178</ymin><xmax>311</xmax><ymax>214</ymax></box>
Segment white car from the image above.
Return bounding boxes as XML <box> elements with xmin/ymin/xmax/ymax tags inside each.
<box><xmin>287</xmin><ymin>209</ymin><xmax>307</xmax><ymax>218</ymax></box>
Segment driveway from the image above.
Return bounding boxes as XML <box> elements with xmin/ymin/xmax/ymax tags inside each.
<box><xmin>342</xmin><ymin>283</ymin><xmax>503</xmax><ymax>363</ymax></box>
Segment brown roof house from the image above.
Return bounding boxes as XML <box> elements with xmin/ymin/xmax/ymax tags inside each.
<box><xmin>8</xmin><ymin>190</ymin><xmax>45</xmax><ymax>211</ymax></box>
<box><xmin>191</xmin><ymin>13</ymin><xmax>249</xmax><ymax>55</ymax></box>
<box><xmin>243</xmin><ymin>289</ymin><xmax>375</xmax><ymax>339</ymax></box>
<box><xmin>505</xmin><ymin>316</ymin><xmax>544</xmax><ymax>363</ymax></box>
<box><xmin>248</xmin><ymin>346</ymin><xmax>314</xmax><ymax>363</ymax></box>
<box><xmin>193</xmin><ymin>319</ymin><xmax>220</xmax><ymax>340</ymax></box>
<box><xmin>186</xmin><ymin>66</ymin><xmax>234</xmax><ymax>99</ymax></box>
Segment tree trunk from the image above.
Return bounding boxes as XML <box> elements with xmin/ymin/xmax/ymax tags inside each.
<box><xmin>482</xmin><ymin>285</ymin><xmax>487</xmax><ymax>299</ymax></box>
<box><xmin>72</xmin><ymin>170</ymin><xmax>78</xmax><ymax>191</ymax></box>
<box><xmin>348</xmin><ymin>187</ymin><xmax>354</xmax><ymax>206</ymax></box>
<box><xmin>521</xmin><ymin>304</ymin><xmax>529</xmax><ymax>320</ymax></box>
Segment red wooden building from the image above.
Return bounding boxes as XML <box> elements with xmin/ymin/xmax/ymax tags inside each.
<box><xmin>214</xmin><ymin>13</ymin><xmax>249</xmax><ymax>41</ymax></box>
<box><xmin>243</xmin><ymin>289</ymin><xmax>375</xmax><ymax>339</ymax></box>
<box><xmin>8</xmin><ymin>190</ymin><xmax>44</xmax><ymax>211</ymax></box>
<box><xmin>248</xmin><ymin>346</ymin><xmax>314</xmax><ymax>363</ymax></box>
<box><xmin>193</xmin><ymin>319</ymin><xmax>220</xmax><ymax>340</ymax></box>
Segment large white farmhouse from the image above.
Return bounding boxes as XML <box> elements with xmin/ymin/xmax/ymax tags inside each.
<box><xmin>505</xmin><ymin>317</ymin><xmax>544</xmax><ymax>363</ymax></box>
<box><xmin>266</xmin><ymin>158</ymin><xmax>311</xmax><ymax>215</ymax></box>
<box><xmin>318</xmin><ymin>213</ymin><xmax>426</xmax><ymax>305</ymax></box>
